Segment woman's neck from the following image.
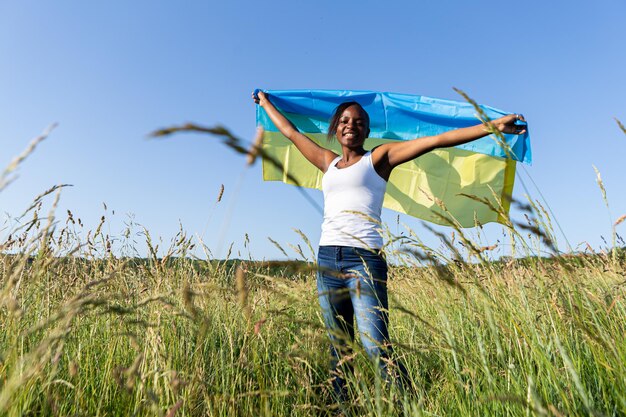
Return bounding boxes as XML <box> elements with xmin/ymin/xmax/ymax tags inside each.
<box><xmin>340</xmin><ymin>147</ymin><xmax>366</xmax><ymax>163</ymax></box>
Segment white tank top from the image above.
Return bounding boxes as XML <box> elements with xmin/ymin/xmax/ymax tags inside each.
<box><xmin>319</xmin><ymin>151</ymin><xmax>387</xmax><ymax>249</ymax></box>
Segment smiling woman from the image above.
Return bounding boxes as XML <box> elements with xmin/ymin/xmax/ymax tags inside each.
<box><xmin>252</xmin><ymin>90</ymin><xmax>526</xmax><ymax>404</ymax></box>
<box><xmin>327</xmin><ymin>101</ymin><xmax>370</xmax><ymax>156</ymax></box>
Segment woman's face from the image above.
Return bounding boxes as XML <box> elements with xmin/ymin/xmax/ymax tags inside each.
<box><xmin>336</xmin><ymin>105</ymin><xmax>370</xmax><ymax>149</ymax></box>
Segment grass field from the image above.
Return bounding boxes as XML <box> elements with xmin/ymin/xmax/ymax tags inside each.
<box><xmin>2</xmin><ymin>121</ymin><xmax>626</xmax><ymax>416</ymax></box>
<box><xmin>1</xmin><ymin>194</ymin><xmax>626</xmax><ymax>417</ymax></box>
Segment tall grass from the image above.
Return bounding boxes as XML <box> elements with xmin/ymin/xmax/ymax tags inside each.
<box><xmin>1</xmin><ymin>122</ymin><xmax>625</xmax><ymax>416</ymax></box>
<box><xmin>1</xmin><ymin>190</ymin><xmax>625</xmax><ymax>416</ymax></box>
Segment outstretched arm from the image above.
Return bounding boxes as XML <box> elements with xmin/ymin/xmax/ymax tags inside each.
<box><xmin>253</xmin><ymin>91</ymin><xmax>337</xmax><ymax>172</ymax></box>
<box><xmin>372</xmin><ymin>114</ymin><xmax>526</xmax><ymax>180</ymax></box>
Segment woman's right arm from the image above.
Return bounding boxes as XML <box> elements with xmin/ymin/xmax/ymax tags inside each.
<box><xmin>253</xmin><ymin>91</ymin><xmax>337</xmax><ymax>172</ymax></box>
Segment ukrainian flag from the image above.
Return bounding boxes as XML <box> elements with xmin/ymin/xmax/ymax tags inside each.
<box><xmin>256</xmin><ymin>89</ymin><xmax>531</xmax><ymax>227</ymax></box>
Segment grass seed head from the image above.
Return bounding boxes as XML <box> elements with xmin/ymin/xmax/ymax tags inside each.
<box><xmin>68</xmin><ymin>361</ymin><xmax>78</xmax><ymax>378</ymax></box>
<box><xmin>254</xmin><ymin>318</ymin><xmax>267</xmax><ymax>335</ymax></box>
<box><xmin>479</xmin><ymin>244</ymin><xmax>498</xmax><ymax>252</ymax></box>
<box><xmin>616</xmin><ymin>117</ymin><xmax>626</xmax><ymax>135</ymax></box>
<box><xmin>593</xmin><ymin>165</ymin><xmax>608</xmax><ymax>206</ymax></box>
<box><xmin>235</xmin><ymin>266</ymin><xmax>250</xmax><ymax>318</ymax></box>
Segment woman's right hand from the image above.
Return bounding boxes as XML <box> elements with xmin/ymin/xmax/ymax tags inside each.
<box><xmin>250</xmin><ymin>89</ymin><xmax>337</xmax><ymax>172</ymax></box>
<box><xmin>252</xmin><ymin>90</ymin><xmax>268</xmax><ymax>106</ymax></box>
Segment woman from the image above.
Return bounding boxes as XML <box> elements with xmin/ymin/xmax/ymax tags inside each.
<box><xmin>252</xmin><ymin>91</ymin><xmax>526</xmax><ymax>399</ymax></box>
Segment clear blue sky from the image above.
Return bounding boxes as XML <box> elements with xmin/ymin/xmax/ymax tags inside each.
<box><xmin>1</xmin><ymin>1</ymin><xmax>624</xmax><ymax>260</ymax></box>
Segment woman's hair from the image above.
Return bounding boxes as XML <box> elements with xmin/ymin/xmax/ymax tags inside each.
<box><xmin>326</xmin><ymin>101</ymin><xmax>370</xmax><ymax>141</ymax></box>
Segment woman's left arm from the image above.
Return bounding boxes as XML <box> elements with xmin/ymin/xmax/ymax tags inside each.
<box><xmin>373</xmin><ymin>114</ymin><xmax>526</xmax><ymax>179</ymax></box>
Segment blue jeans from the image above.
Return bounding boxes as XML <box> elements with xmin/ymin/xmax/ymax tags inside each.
<box><xmin>317</xmin><ymin>245</ymin><xmax>407</xmax><ymax>399</ymax></box>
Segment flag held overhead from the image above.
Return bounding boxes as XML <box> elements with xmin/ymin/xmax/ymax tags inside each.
<box><xmin>255</xmin><ymin>89</ymin><xmax>531</xmax><ymax>227</ymax></box>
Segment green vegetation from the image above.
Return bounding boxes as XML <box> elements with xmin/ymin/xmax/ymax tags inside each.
<box><xmin>1</xmin><ymin>196</ymin><xmax>626</xmax><ymax>416</ymax></box>
<box><xmin>2</xmin><ymin>121</ymin><xmax>625</xmax><ymax>416</ymax></box>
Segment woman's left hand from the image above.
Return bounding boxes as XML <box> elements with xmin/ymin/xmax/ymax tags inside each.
<box><xmin>493</xmin><ymin>114</ymin><xmax>527</xmax><ymax>135</ymax></box>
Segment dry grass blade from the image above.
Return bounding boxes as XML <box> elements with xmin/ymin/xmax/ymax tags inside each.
<box><xmin>150</xmin><ymin>123</ymin><xmax>250</xmax><ymax>154</ymax></box>
<box><xmin>246</xmin><ymin>127</ymin><xmax>265</xmax><ymax>166</ymax></box>
<box><xmin>165</xmin><ymin>399</ymin><xmax>183</xmax><ymax>417</ymax></box>
<box><xmin>514</xmin><ymin>220</ymin><xmax>557</xmax><ymax>253</ymax></box>
<box><xmin>150</xmin><ymin>121</ymin><xmax>324</xmax><ymax>214</ymax></box>
<box><xmin>1</xmin><ymin>124</ymin><xmax>57</xmax><ymax>192</ymax></box>
<box><xmin>615</xmin><ymin>214</ymin><xmax>626</xmax><ymax>227</ymax></box>
<box><xmin>150</xmin><ymin>123</ymin><xmax>302</xmax><ymax>186</ymax></box>
<box><xmin>396</xmin><ymin>247</ymin><xmax>432</xmax><ymax>263</ymax></box>
<box><xmin>216</xmin><ymin>184</ymin><xmax>224</xmax><ymax>203</ymax></box>
<box><xmin>615</xmin><ymin>118</ymin><xmax>626</xmax><ymax>135</ymax></box>
<box><xmin>151</xmin><ymin>123</ymin><xmax>232</xmax><ymax>139</ymax></box>
<box><xmin>254</xmin><ymin>318</ymin><xmax>267</xmax><ymax>335</ymax></box>
<box><xmin>268</xmin><ymin>237</ymin><xmax>289</xmax><ymax>258</ymax></box>
<box><xmin>592</xmin><ymin>165</ymin><xmax>608</xmax><ymax>208</ymax></box>
<box><xmin>293</xmin><ymin>228</ymin><xmax>316</xmax><ymax>261</ymax></box>
<box><xmin>479</xmin><ymin>244</ymin><xmax>498</xmax><ymax>252</ymax></box>
<box><xmin>394</xmin><ymin>304</ymin><xmax>444</xmax><ymax>336</ymax></box>
<box><xmin>453</xmin><ymin>87</ymin><xmax>515</xmax><ymax>160</ymax></box>
<box><xmin>458</xmin><ymin>192</ymin><xmax>504</xmax><ymax>217</ymax></box>
<box><xmin>235</xmin><ymin>266</ymin><xmax>250</xmax><ymax>318</ymax></box>
<box><xmin>423</xmin><ymin>219</ymin><xmax>475</xmax><ymax>260</ymax></box>
<box><xmin>20</xmin><ymin>184</ymin><xmax>73</xmax><ymax>218</ymax></box>
<box><xmin>182</xmin><ymin>284</ymin><xmax>200</xmax><ymax>319</ymax></box>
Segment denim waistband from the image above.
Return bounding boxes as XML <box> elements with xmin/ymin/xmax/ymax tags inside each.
<box><xmin>318</xmin><ymin>245</ymin><xmax>386</xmax><ymax>262</ymax></box>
